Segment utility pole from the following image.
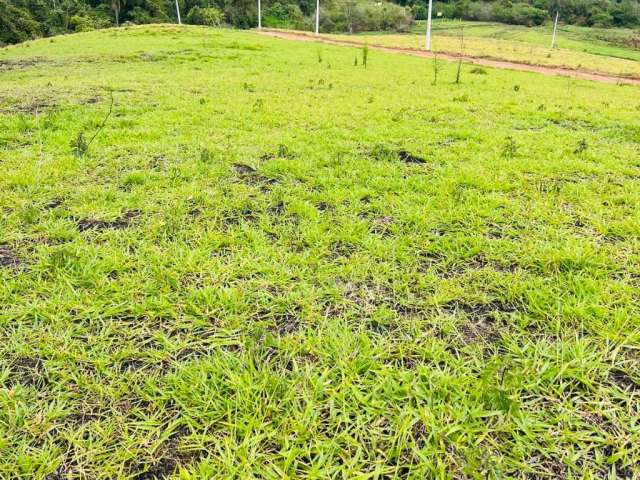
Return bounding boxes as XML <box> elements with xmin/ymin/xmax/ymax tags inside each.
<box><xmin>315</xmin><ymin>0</ymin><xmax>320</xmax><ymax>35</ymax></box>
<box><xmin>258</xmin><ymin>0</ymin><xmax>262</xmax><ymax>29</ymax></box>
<box><xmin>551</xmin><ymin>11</ymin><xmax>559</xmax><ymax>49</ymax></box>
<box><xmin>425</xmin><ymin>0</ymin><xmax>433</xmax><ymax>51</ymax></box>
<box><xmin>175</xmin><ymin>0</ymin><xmax>181</xmax><ymax>24</ymax></box>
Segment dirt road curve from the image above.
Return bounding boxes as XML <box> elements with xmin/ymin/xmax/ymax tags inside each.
<box><xmin>257</xmin><ymin>29</ymin><xmax>640</xmax><ymax>86</ymax></box>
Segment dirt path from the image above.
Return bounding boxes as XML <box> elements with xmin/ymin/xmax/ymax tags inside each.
<box><xmin>257</xmin><ymin>29</ymin><xmax>640</xmax><ymax>86</ymax></box>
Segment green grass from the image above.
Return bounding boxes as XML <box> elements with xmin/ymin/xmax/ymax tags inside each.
<box><xmin>424</xmin><ymin>20</ymin><xmax>640</xmax><ymax>61</ymax></box>
<box><xmin>326</xmin><ymin>20</ymin><xmax>640</xmax><ymax>77</ymax></box>
<box><xmin>413</xmin><ymin>21</ymin><xmax>640</xmax><ymax>62</ymax></box>
<box><xmin>1</xmin><ymin>24</ymin><xmax>639</xmax><ymax>479</ymax></box>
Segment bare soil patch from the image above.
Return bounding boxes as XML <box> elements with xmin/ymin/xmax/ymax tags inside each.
<box><xmin>76</xmin><ymin>210</ymin><xmax>141</xmax><ymax>232</ymax></box>
<box><xmin>0</xmin><ymin>57</ymin><xmax>50</xmax><ymax>71</ymax></box>
<box><xmin>0</xmin><ymin>245</ymin><xmax>21</xmax><ymax>269</ymax></box>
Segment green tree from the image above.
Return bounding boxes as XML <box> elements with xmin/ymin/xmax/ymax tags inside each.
<box><xmin>0</xmin><ymin>0</ymin><xmax>41</xmax><ymax>44</ymax></box>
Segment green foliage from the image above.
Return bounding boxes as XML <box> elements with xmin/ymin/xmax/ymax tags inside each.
<box><xmin>574</xmin><ymin>138</ymin><xmax>588</xmax><ymax>153</ymax></box>
<box><xmin>70</xmin><ymin>131</ymin><xmax>88</xmax><ymax>157</ymax></box>
<box><xmin>320</xmin><ymin>0</ymin><xmax>414</xmax><ymax>33</ymax></box>
<box><xmin>186</xmin><ymin>6</ymin><xmax>224</xmax><ymax>26</ymax></box>
<box><xmin>199</xmin><ymin>146</ymin><xmax>213</xmax><ymax>162</ymax></box>
<box><xmin>263</xmin><ymin>2</ymin><xmax>304</xmax><ymax>28</ymax></box>
<box><xmin>591</xmin><ymin>11</ymin><xmax>614</xmax><ymax>27</ymax></box>
<box><xmin>68</xmin><ymin>14</ymin><xmax>97</xmax><ymax>31</ymax></box>
<box><xmin>494</xmin><ymin>2</ymin><xmax>548</xmax><ymax>26</ymax></box>
<box><xmin>3</xmin><ymin>0</ymin><xmax>640</xmax><ymax>46</ymax></box>
<box><xmin>426</xmin><ymin>0</ymin><xmax>640</xmax><ymax>27</ymax></box>
<box><xmin>412</xmin><ymin>2</ymin><xmax>428</xmax><ymax>20</ymax></box>
<box><xmin>0</xmin><ymin>0</ymin><xmax>41</xmax><ymax>45</ymax></box>
<box><xmin>502</xmin><ymin>135</ymin><xmax>518</xmax><ymax>157</ymax></box>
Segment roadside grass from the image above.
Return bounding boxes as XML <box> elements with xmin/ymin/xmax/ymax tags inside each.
<box><xmin>1</xmin><ymin>24</ymin><xmax>639</xmax><ymax>479</ymax></box>
<box><xmin>411</xmin><ymin>21</ymin><xmax>640</xmax><ymax>61</ymax></box>
<box><xmin>320</xmin><ymin>20</ymin><xmax>640</xmax><ymax>77</ymax></box>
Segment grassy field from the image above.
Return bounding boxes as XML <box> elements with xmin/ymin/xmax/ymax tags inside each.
<box><xmin>323</xmin><ymin>20</ymin><xmax>640</xmax><ymax>77</ymax></box>
<box><xmin>410</xmin><ymin>21</ymin><xmax>640</xmax><ymax>61</ymax></box>
<box><xmin>1</xmin><ymin>25</ymin><xmax>640</xmax><ymax>479</ymax></box>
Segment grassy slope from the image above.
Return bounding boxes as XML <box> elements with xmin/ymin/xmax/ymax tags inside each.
<box><xmin>411</xmin><ymin>21</ymin><xmax>640</xmax><ymax>61</ymax></box>
<box><xmin>1</xmin><ymin>25</ymin><xmax>639</xmax><ymax>479</ymax></box>
<box><xmin>326</xmin><ymin>20</ymin><xmax>640</xmax><ymax>77</ymax></box>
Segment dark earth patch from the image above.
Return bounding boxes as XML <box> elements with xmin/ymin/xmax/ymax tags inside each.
<box><xmin>459</xmin><ymin>319</ymin><xmax>502</xmax><ymax>345</ymax></box>
<box><xmin>441</xmin><ymin>299</ymin><xmax>520</xmax><ymax>350</ymax></box>
<box><xmin>441</xmin><ymin>298</ymin><xmax>519</xmax><ymax>319</ymax></box>
<box><xmin>9</xmin><ymin>356</ymin><xmax>48</xmax><ymax>387</ymax></box>
<box><xmin>81</xmin><ymin>95</ymin><xmax>102</xmax><ymax>105</ymax></box>
<box><xmin>43</xmin><ymin>198</ymin><xmax>64</xmax><ymax>210</ymax></box>
<box><xmin>148</xmin><ymin>154</ymin><xmax>168</xmax><ymax>170</ymax></box>
<box><xmin>436</xmin><ymin>253</ymin><xmax>521</xmax><ymax>278</ymax></box>
<box><xmin>76</xmin><ymin>210</ymin><xmax>141</xmax><ymax>232</ymax></box>
<box><xmin>339</xmin><ymin>280</ymin><xmax>397</xmax><ymax>315</ymax></box>
<box><xmin>416</xmin><ymin>250</ymin><xmax>446</xmax><ymax>273</ymax></box>
<box><xmin>368</xmin><ymin>144</ymin><xmax>427</xmax><ymax>164</ymax></box>
<box><xmin>522</xmin><ymin>457</ymin><xmax>569</xmax><ymax>479</ymax></box>
<box><xmin>117</xmin><ymin>358</ymin><xmax>149</xmax><ymax>373</ymax></box>
<box><xmin>0</xmin><ymin>98</ymin><xmax>57</xmax><ymax>115</ymax></box>
<box><xmin>394</xmin><ymin>357</ymin><xmax>421</xmax><ymax>369</ymax></box>
<box><xmin>609</xmin><ymin>369</ymin><xmax>639</xmax><ymax>392</ymax></box>
<box><xmin>232</xmin><ymin>163</ymin><xmax>257</xmax><ymax>176</ymax></box>
<box><xmin>169</xmin><ymin>344</ymin><xmax>219</xmax><ymax>366</ymax></box>
<box><xmin>0</xmin><ymin>57</ymin><xmax>50</xmax><ymax>71</ymax></box>
<box><xmin>128</xmin><ymin>430</ymin><xmax>201</xmax><ymax>480</ymax></box>
<box><xmin>0</xmin><ymin>245</ymin><xmax>21</xmax><ymax>268</ymax></box>
<box><xmin>411</xmin><ymin>420</ymin><xmax>427</xmax><ymax>448</ymax></box>
<box><xmin>221</xmin><ymin>207</ymin><xmax>258</xmax><ymax>227</ymax></box>
<box><xmin>64</xmin><ymin>398</ymin><xmax>109</xmax><ymax>426</ymax></box>
<box><xmin>315</xmin><ymin>201</ymin><xmax>332</xmax><ymax>212</ymax></box>
<box><xmin>268</xmin><ymin>310</ymin><xmax>302</xmax><ymax>336</ymax></box>
<box><xmin>328</xmin><ymin>241</ymin><xmax>358</xmax><ymax>261</ymax></box>
<box><xmin>268</xmin><ymin>201</ymin><xmax>286</xmax><ymax>216</ymax></box>
<box><xmin>397</xmin><ymin>150</ymin><xmax>427</xmax><ymax>164</ymax></box>
<box><xmin>232</xmin><ymin>163</ymin><xmax>279</xmax><ymax>189</ymax></box>
<box><xmin>259</xmin><ymin>144</ymin><xmax>295</xmax><ymax>161</ymax></box>
<box><xmin>369</xmin><ymin>216</ymin><xmax>394</xmax><ymax>236</ymax></box>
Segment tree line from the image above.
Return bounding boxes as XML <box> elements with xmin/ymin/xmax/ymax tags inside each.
<box><xmin>1</xmin><ymin>0</ymin><xmax>639</xmax><ymax>46</ymax></box>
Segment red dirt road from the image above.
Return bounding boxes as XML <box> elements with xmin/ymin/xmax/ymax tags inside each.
<box><xmin>257</xmin><ymin>29</ymin><xmax>640</xmax><ymax>86</ymax></box>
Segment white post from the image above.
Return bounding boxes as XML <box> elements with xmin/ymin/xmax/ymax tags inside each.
<box><xmin>175</xmin><ymin>0</ymin><xmax>181</xmax><ymax>24</ymax></box>
<box><xmin>426</xmin><ymin>0</ymin><xmax>433</xmax><ymax>51</ymax></box>
<box><xmin>551</xmin><ymin>11</ymin><xmax>559</xmax><ymax>49</ymax></box>
<box><xmin>258</xmin><ymin>0</ymin><xmax>262</xmax><ymax>29</ymax></box>
<box><xmin>315</xmin><ymin>0</ymin><xmax>320</xmax><ymax>35</ymax></box>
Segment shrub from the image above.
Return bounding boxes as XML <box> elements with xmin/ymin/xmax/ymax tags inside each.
<box><xmin>590</xmin><ymin>11</ymin><xmax>613</xmax><ymax>27</ymax></box>
<box><xmin>186</xmin><ymin>6</ymin><xmax>224</xmax><ymax>26</ymax></box>
<box><xmin>264</xmin><ymin>2</ymin><xmax>304</xmax><ymax>28</ymax></box>
<box><xmin>69</xmin><ymin>15</ymin><xmax>96</xmax><ymax>31</ymax></box>
<box><xmin>495</xmin><ymin>2</ymin><xmax>547</xmax><ymax>26</ymax></box>
<box><xmin>322</xmin><ymin>0</ymin><xmax>414</xmax><ymax>33</ymax></box>
<box><xmin>125</xmin><ymin>0</ymin><xmax>171</xmax><ymax>24</ymax></box>
<box><xmin>609</xmin><ymin>0</ymin><xmax>640</xmax><ymax>26</ymax></box>
<box><xmin>412</xmin><ymin>3</ymin><xmax>428</xmax><ymax>20</ymax></box>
